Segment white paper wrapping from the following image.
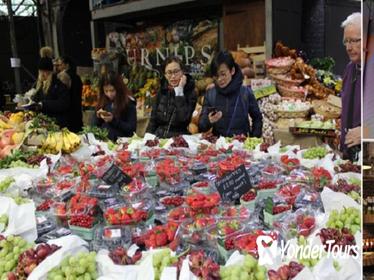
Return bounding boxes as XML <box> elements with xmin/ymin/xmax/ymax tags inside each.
<box><xmin>179</xmin><ymin>256</ymin><xmax>198</xmax><ymax>280</ymax></box>
<box><xmin>215</xmin><ymin>136</ymin><xmax>229</xmax><ymax>150</ymax></box>
<box><xmin>96</xmin><ymin>249</ymin><xmax>139</xmax><ymax>280</ymax></box>
<box><xmin>321</xmin><ymin>187</ymin><xmax>360</xmax><ymax>213</ymax></box>
<box><xmin>0</xmin><ymin>196</ymin><xmax>37</xmax><ymax>242</ymax></box>
<box><xmin>293</xmin><ymin>267</ymin><xmax>316</xmax><ymax>280</ymax></box>
<box><xmin>28</xmin><ymin>235</ymin><xmax>88</xmax><ymax>280</ymax></box>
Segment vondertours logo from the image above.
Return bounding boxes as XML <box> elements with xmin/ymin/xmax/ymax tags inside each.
<box><xmin>257</xmin><ymin>236</ymin><xmax>359</xmax><ymax>265</ymax></box>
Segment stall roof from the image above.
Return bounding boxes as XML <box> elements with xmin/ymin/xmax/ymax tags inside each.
<box><xmin>91</xmin><ymin>0</ymin><xmax>204</xmax><ymax>20</ymax></box>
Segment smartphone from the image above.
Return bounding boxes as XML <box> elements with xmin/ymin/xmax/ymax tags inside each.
<box><xmin>207</xmin><ymin>107</ymin><xmax>218</xmax><ymax>115</ymax></box>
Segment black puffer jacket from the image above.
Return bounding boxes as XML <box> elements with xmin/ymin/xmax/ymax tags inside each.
<box><xmin>33</xmin><ymin>74</ymin><xmax>70</xmax><ymax>128</ymax></box>
<box><xmin>199</xmin><ymin>64</ymin><xmax>263</xmax><ymax>137</ymax></box>
<box><xmin>146</xmin><ymin>74</ymin><xmax>197</xmax><ymax>138</ymax></box>
<box><xmin>66</xmin><ymin>69</ymin><xmax>83</xmax><ymax>133</ymax></box>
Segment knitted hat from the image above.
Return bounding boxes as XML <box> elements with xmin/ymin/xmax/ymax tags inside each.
<box><xmin>38</xmin><ymin>57</ymin><xmax>53</xmax><ymax>71</ymax></box>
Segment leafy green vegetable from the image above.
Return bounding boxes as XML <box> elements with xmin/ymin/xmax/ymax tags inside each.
<box><xmin>80</xmin><ymin>126</ymin><xmax>109</xmax><ymax>141</ymax></box>
<box><xmin>309</xmin><ymin>57</ymin><xmax>335</xmax><ymax>72</ymax></box>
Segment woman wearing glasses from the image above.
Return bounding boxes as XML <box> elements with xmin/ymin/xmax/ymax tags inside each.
<box><xmin>146</xmin><ymin>56</ymin><xmax>197</xmax><ymax>138</ymax></box>
<box><xmin>199</xmin><ymin>51</ymin><xmax>262</xmax><ymax>137</ymax></box>
<box><xmin>340</xmin><ymin>12</ymin><xmax>361</xmax><ymax>161</ymax></box>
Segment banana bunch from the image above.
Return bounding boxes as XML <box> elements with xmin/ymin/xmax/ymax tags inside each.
<box><xmin>8</xmin><ymin>112</ymin><xmax>24</xmax><ymax>125</ymax></box>
<box><xmin>0</xmin><ymin>119</ymin><xmax>12</xmax><ymax>131</ymax></box>
<box><xmin>41</xmin><ymin>128</ymin><xmax>81</xmax><ymax>154</ymax></box>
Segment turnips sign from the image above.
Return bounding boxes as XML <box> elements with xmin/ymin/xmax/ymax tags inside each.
<box><xmin>106</xmin><ymin>19</ymin><xmax>218</xmax><ymax>74</ymax></box>
<box><xmin>124</xmin><ymin>44</ymin><xmax>214</xmax><ymax>68</ymax></box>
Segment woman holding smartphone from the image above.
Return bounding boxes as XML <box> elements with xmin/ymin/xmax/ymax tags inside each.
<box><xmin>199</xmin><ymin>51</ymin><xmax>262</xmax><ymax>137</ymax></box>
<box><xmin>146</xmin><ymin>56</ymin><xmax>197</xmax><ymax>138</ymax></box>
<box><xmin>96</xmin><ymin>71</ymin><xmax>136</xmax><ymax>141</ymax></box>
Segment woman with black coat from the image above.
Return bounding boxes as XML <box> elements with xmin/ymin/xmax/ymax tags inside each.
<box><xmin>55</xmin><ymin>56</ymin><xmax>83</xmax><ymax>133</ymax></box>
<box><xmin>199</xmin><ymin>51</ymin><xmax>263</xmax><ymax>137</ymax></box>
<box><xmin>31</xmin><ymin>56</ymin><xmax>71</xmax><ymax>128</ymax></box>
<box><xmin>96</xmin><ymin>72</ymin><xmax>136</xmax><ymax>141</ymax></box>
<box><xmin>146</xmin><ymin>56</ymin><xmax>197</xmax><ymax>138</ymax></box>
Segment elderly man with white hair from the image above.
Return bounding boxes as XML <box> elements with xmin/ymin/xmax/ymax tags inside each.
<box><xmin>340</xmin><ymin>12</ymin><xmax>361</xmax><ymax>162</ymax></box>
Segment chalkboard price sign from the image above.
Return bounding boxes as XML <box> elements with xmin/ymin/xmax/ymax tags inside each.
<box><xmin>101</xmin><ymin>163</ymin><xmax>132</xmax><ymax>186</ymax></box>
<box><xmin>215</xmin><ymin>165</ymin><xmax>252</xmax><ymax>201</ymax></box>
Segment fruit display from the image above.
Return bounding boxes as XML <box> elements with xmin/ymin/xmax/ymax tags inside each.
<box><xmin>276</xmin><ymin>183</ymin><xmax>302</xmax><ymax>205</ymax></box>
<box><xmin>10</xmin><ymin>195</ymin><xmax>30</xmax><ymax>206</ymax></box>
<box><xmin>0</xmin><ymin>235</ymin><xmax>32</xmax><ymax>279</ymax></box>
<box><xmin>12</xmin><ymin>243</ymin><xmax>60</xmax><ymax>279</ymax></box>
<box><xmin>220</xmin><ymin>254</ymin><xmax>267</xmax><ymax>280</ymax></box>
<box><xmin>134</xmin><ymin>222</ymin><xmax>178</xmax><ymax>249</ymax></box>
<box><xmin>0</xmin><ymin>177</ymin><xmax>14</xmax><ymax>192</ymax></box>
<box><xmin>326</xmin><ymin>207</ymin><xmax>360</xmax><ymax>234</ymax></box>
<box><xmin>0</xmin><ymin>215</ymin><xmax>8</xmax><ymax>231</ymax></box>
<box><xmin>335</xmin><ymin>162</ymin><xmax>360</xmax><ymax>173</ymax></box>
<box><xmin>302</xmin><ymin>147</ymin><xmax>328</xmax><ymax>159</ymax></box>
<box><xmin>185</xmin><ymin>193</ymin><xmax>220</xmax><ymax>211</ymax></box>
<box><xmin>268</xmin><ymin>262</ymin><xmax>304</xmax><ymax>280</ymax></box>
<box><xmin>160</xmin><ymin>196</ymin><xmax>184</xmax><ymax>208</ymax></box>
<box><xmin>240</xmin><ymin>190</ymin><xmax>257</xmax><ymax>202</ymax></box>
<box><xmin>152</xmin><ymin>249</ymin><xmax>178</xmax><ymax>280</ymax></box>
<box><xmin>280</xmin><ymin>155</ymin><xmax>300</xmax><ymax>171</ymax></box>
<box><xmin>171</xmin><ymin>136</ymin><xmax>189</xmax><ymax>148</ymax></box>
<box><xmin>187</xmin><ymin>250</ymin><xmax>220</xmax><ymax>279</ymax></box>
<box><xmin>104</xmin><ymin>206</ymin><xmax>148</xmax><ymax>225</ymax></box>
<box><xmin>47</xmin><ymin>251</ymin><xmax>97</xmax><ymax>280</ymax></box>
<box><xmin>318</xmin><ymin>228</ymin><xmax>357</xmax><ymax>256</ymax></box>
<box><xmin>156</xmin><ymin>159</ymin><xmax>181</xmax><ymax>184</ymax></box>
<box><xmin>296</xmin><ymin>120</ymin><xmax>336</xmax><ymax>130</ymax></box>
<box><xmin>276</xmin><ymin>212</ymin><xmax>316</xmax><ymax>239</ymax></box>
<box><xmin>41</xmin><ymin>128</ymin><xmax>81</xmax><ymax>154</ymax></box>
<box><xmin>243</xmin><ymin>137</ymin><xmax>263</xmax><ymax>151</ymax></box>
<box><xmin>109</xmin><ymin>246</ymin><xmax>142</xmax><ymax>265</ymax></box>
<box><xmin>311</xmin><ymin>167</ymin><xmax>332</xmax><ymax>188</ymax></box>
<box><xmin>0</xmin><ymin>121</ymin><xmax>361</xmax><ymax>278</ymax></box>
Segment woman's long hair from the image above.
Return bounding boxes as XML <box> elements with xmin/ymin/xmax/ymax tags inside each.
<box><xmin>97</xmin><ymin>71</ymin><xmax>130</xmax><ymax>118</ymax></box>
<box><xmin>35</xmin><ymin>71</ymin><xmax>53</xmax><ymax>95</ymax></box>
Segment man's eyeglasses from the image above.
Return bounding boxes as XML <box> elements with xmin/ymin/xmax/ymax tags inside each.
<box><xmin>165</xmin><ymin>69</ymin><xmax>182</xmax><ymax>77</ymax></box>
<box><xmin>343</xmin><ymin>38</ymin><xmax>361</xmax><ymax>46</ymax></box>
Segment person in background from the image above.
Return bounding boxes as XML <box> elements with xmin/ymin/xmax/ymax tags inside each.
<box><xmin>55</xmin><ymin>56</ymin><xmax>83</xmax><ymax>132</ymax></box>
<box><xmin>30</xmin><ymin>54</ymin><xmax>70</xmax><ymax>128</ymax></box>
<box><xmin>146</xmin><ymin>56</ymin><xmax>197</xmax><ymax>138</ymax></box>
<box><xmin>199</xmin><ymin>51</ymin><xmax>262</xmax><ymax>137</ymax></box>
<box><xmin>96</xmin><ymin>71</ymin><xmax>136</xmax><ymax>141</ymax></box>
<box><xmin>340</xmin><ymin>12</ymin><xmax>361</xmax><ymax>161</ymax></box>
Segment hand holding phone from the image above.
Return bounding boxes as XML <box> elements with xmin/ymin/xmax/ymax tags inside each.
<box><xmin>207</xmin><ymin>107</ymin><xmax>218</xmax><ymax>115</ymax></box>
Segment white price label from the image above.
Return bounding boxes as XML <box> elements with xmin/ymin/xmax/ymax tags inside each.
<box><xmin>109</xmin><ymin>229</ymin><xmax>121</xmax><ymax>238</ymax></box>
<box><xmin>98</xmin><ymin>185</ymin><xmax>111</xmax><ymax>190</ymax></box>
<box><xmin>37</xmin><ymin>216</ymin><xmax>47</xmax><ymax>224</ymax></box>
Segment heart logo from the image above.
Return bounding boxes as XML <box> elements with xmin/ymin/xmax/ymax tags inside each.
<box><xmin>257</xmin><ymin>235</ymin><xmax>278</xmax><ymax>266</ymax></box>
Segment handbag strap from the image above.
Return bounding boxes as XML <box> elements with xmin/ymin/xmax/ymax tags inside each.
<box><xmin>226</xmin><ymin>93</ymin><xmax>241</xmax><ymax>136</ymax></box>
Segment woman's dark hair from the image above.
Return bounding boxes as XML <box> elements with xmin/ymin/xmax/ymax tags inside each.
<box><xmin>210</xmin><ymin>51</ymin><xmax>236</xmax><ymax>76</ymax></box>
<box><xmin>59</xmin><ymin>55</ymin><xmax>76</xmax><ymax>73</ymax></box>
<box><xmin>163</xmin><ymin>56</ymin><xmax>184</xmax><ymax>72</ymax></box>
<box><xmin>97</xmin><ymin>71</ymin><xmax>130</xmax><ymax>118</ymax></box>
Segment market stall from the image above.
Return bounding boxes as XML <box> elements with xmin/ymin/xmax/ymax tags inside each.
<box><xmin>229</xmin><ymin>42</ymin><xmax>342</xmax><ymax>148</ymax></box>
<box><xmin>0</xmin><ymin>111</ymin><xmax>362</xmax><ymax>280</ymax></box>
